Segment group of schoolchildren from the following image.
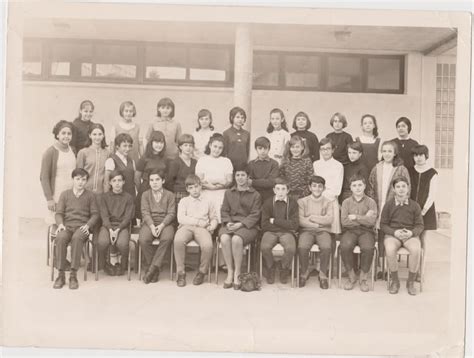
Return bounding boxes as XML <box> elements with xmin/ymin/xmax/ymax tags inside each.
<box><xmin>40</xmin><ymin>98</ymin><xmax>437</xmax><ymax>296</ymax></box>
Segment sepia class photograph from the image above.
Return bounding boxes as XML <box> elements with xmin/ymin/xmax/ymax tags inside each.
<box><xmin>1</xmin><ymin>1</ymin><xmax>471</xmax><ymax>357</ymax></box>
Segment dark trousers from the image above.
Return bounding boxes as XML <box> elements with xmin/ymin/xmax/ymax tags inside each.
<box><xmin>138</xmin><ymin>224</ymin><xmax>175</xmax><ymax>269</ymax></box>
<box><xmin>298</xmin><ymin>230</ymin><xmax>332</xmax><ymax>276</ymax></box>
<box><xmin>56</xmin><ymin>227</ymin><xmax>88</xmax><ymax>271</ymax></box>
<box><xmin>97</xmin><ymin>227</ymin><xmax>130</xmax><ymax>269</ymax></box>
<box><xmin>340</xmin><ymin>227</ymin><xmax>375</xmax><ymax>273</ymax></box>
<box><xmin>261</xmin><ymin>232</ymin><xmax>296</xmax><ymax>270</ymax></box>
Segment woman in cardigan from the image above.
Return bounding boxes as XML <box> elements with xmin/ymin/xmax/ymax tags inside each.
<box><xmin>40</xmin><ymin>120</ymin><xmax>76</xmax><ymax>224</ymax></box>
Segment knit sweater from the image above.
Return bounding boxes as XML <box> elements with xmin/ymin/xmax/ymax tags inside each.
<box><xmin>261</xmin><ymin>196</ymin><xmax>299</xmax><ymax>233</ymax></box>
<box><xmin>55</xmin><ymin>189</ymin><xmax>100</xmax><ymax>229</ymax></box>
<box><xmin>247</xmin><ymin>157</ymin><xmax>279</xmax><ymax>202</ymax></box>
<box><xmin>220</xmin><ymin>186</ymin><xmax>262</xmax><ymax>229</ymax></box>
<box><xmin>279</xmin><ymin>156</ymin><xmax>314</xmax><ymax>198</ymax></box>
<box><xmin>297</xmin><ymin>194</ymin><xmax>333</xmax><ymax>233</ymax></box>
<box><xmin>140</xmin><ymin>188</ymin><xmax>176</xmax><ymax>227</ymax></box>
<box><xmin>341</xmin><ymin>195</ymin><xmax>377</xmax><ymax>231</ymax></box>
<box><xmin>99</xmin><ymin>190</ymin><xmax>135</xmax><ymax>230</ymax></box>
<box><xmin>380</xmin><ymin>197</ymin><xmax>424</xmax><ymax>237</ymax></box>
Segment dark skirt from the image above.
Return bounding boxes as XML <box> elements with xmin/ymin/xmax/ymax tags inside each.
<box><xmin>219</xmin><ymin>226</ymin><xmax>258</xmax><ymax>246</ymax></box>
<box><xmin>423</xmin><ymin>204</ymin><xmax>437</xmax><ymax>230</ymax></box>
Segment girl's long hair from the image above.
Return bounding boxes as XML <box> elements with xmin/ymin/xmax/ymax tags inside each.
<box><xmin>266</xmin><ymin>108</ymin><xmax>289</xmax><ymax>133</ymax></box>
<box><xmin>86</xmin><ymin>123</ymin><xmax>107</xmax><ymax>149</ymax></box>
<box><xmin>381</xmin><ymin>140</ymin><xmax>403</xmax><ymax>167</ymax></box>
<box><xmin>281</xmin><ymin>135</ymin><xmax>309</xmax><ymax>165</ymax></box>
<box><xmin>360</xmin><ymin>114</ymin><xmax>379</xmax><ymax>138</ymax></box>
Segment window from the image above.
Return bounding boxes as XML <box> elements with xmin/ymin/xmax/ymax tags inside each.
<box><xmin>23</xmin><ymin>38</ymin><xmax>233</xmax><ymax>87</ymax></box>
<box><xmin>253</xmin><ymin>51</ymin><xmax>405</xmax><ymax>94</ymax></box>
<box><xmin>435</xmin><ymin>63</ymin><xmax>456</xmax><ymax>169</ymax></box>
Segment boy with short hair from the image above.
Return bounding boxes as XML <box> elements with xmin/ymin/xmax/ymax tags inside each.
<box><xmin>53</xmin><ymin>168</ymin><xmax>100</xmax><ymax>290</ymax></box>
<box><xmin>174</xmin><ymin>174</ymin><xmax>218</xmax><ymax>287</ymax></box>
<box><xmin>340</xmin><ymin>141</ymin><xmax>369</xmax><ymax>204</ymax></box>
<box><xmin>138</xmin><ymin>169</ymin><xmax>176</xmax><ymax>284</ymax></box>
<box><xmin>260</xmin><ymin>178</ymin><xmax>299</xmax><ymax>285</ymax></box>
<box><xmin>340</xmin><ymin>174</ymin><xmax>377</xmax><ymax>292</ymax></box>
<box><xmin>381</xmin><ymin>176</ymin><xmax>424</xmax><ymax>295</ymax></box>
<box><xmin>247</xmin><ymin>136</ymin><xmax>279</xmax><ymax>202</ymax></box>
<box><xmin>297</xmin><ymin>175</ymin><xmax>334</xmax><ymax>288</ymax></box>
<box><xmin>98</xmin><ymin>170</ymin><xmax>135</xmax><ymax>276</ymax></box>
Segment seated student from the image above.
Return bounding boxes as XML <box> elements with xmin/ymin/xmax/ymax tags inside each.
<box><xmin>340</xmin><ymin>174</ymin><xmax>378</xmax><ymax>292</ymax></box>
<box><xmin>98</xmin><ymin>170</ymin><xmax>135</xmax><ymax>276</ymax></box>
<box><xmin>260</xmin><ymin>178</ymin><xmax>299</xmax><ymax>285</ymax></box>
<box><xmin>219</xmin><ymin>167</ymin><xmax>262</xmax><ymax>289</ymax></box>
<box><xmin>174</xmin><ymin>174</ymin><xmax>218</xmax><ymax>287</ymax></box>
<box><xmin>138</xmin><ymin>169</ymin><xmax>176</xmax><ymax>284</ymax></box>
<box><xmin>53</xmin><ymin>168</ymin><xmax>100</xmax><ymax>290</ymax></box>
<box><xmin>297</xmin><ymin>175</ymin><xmax>333</xmax><ymax>289</ymax></box>
<box><xmin>381</xmin><ymin>177</ymin><xmax>424</xmax><ymax>296</ymax></box>
<box><xmin>340</xmin><ymin>141</ymin><xmax>369</xmax><ymax>204</ymax></box>
<box><xmin>247</xmin><ymin>136</ymin><xmax>279</xmax><ymax>203</ymax></box>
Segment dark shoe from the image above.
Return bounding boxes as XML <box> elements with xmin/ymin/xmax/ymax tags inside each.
<box><xmin>151</xmin><ymin>269</ymin><xmax>160</xmax><ymax>283</ymax></box>
<box><xmin>143</xmin><ymin>266</ymin><xmax>159</xmax><ymax>284</ymax></box>
<box><xmin>177</xmin><ymin>272</ymin><xmax>186</xmax><ymax>287</ymax></box>
<box><xmin>53</xmin><ymin>273</ymin><xmax>66</xmax><ymax>289</ymax></box>
<box><xmin>223</xmin><ymin>281</ymin><xmax>233</xmax><ymax>289</ymax></box>
<box><xmin>115</xmin><ymin>262</ymin><xmax>124</xmax><ymax>276</ymax></box>
<box><xmin>344</xmin><ymin>278</ymin><xmax>357</xmax><ymax>290</ymax></box>
<box><xmin>407</xmin><ymin>280</ymin><xmax>417</xmax><ymax>296</ymax></box>
<box><xmin>319</xmin><ymin>277</ymin><xmax>329</xmax><ymax>290</ymax></box>
<box><xmin>299</xmin><ymin>276</ymin><xmax>306</xmax><ymax>288</ymax></box>
<box><xmin>193</xmin><ymin>271</ymin><xmax>206</xmax><ymax>285</ymax></box>
<box><xmin>105</xmin><ymin>263</ymin><xmax>116</xmax><ymax>276</ymax></box>
<box><xmin>280</xmin><ymin>268</ymin><xmax>290</xmax><ymax>284</ymax></box>
<box><xmin>265</xmin><ymin>265</ymin><xmax>275</xmax><ymax>284</ymax></box>
<box><xmin>65</xmin><ymin>260</ymin><xmax>71</xmax><ymax>272</ymax></box>
<box><xmin>69</xmin><ymin>272</ymin><xmax>79</xmax><ymax>290</ymax></box>
<box><xmin>360</xmin><ymin>279</ymin><xmax>370</xmax><ymax>292</ymax></box>
<box><xmin>389</xmin><ymin>280</ymin><xmax>400</xmax><ymax>294</ymax></box>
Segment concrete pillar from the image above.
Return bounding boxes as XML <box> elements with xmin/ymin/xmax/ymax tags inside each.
<box><xmin>420</xmin><ymin>56</ymin><xmax>437</xmax><ymax>168</ymax></box>
<box><xmin>233</xmin><ymin>24</ymin><xmax>253</xmax><ymax>132</ymax></box>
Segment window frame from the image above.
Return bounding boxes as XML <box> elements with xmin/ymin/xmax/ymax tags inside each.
<box><xmin>253</xmin><ymin>50</ymin><xmax>405</xmax><ymax>94</ymax></box>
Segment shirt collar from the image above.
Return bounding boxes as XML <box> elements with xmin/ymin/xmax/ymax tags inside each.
<box><xmin>231</xmin><ymin>185</ymin><xmax>255</xmax><ymax>193</ymax></box>
<box><xmin>73</xmin><ymin>188</ymin><xmax>85</xmax><ymax>198</ymax></box>
<box><xmin>351</xmin><ymin>194</ymin><xmax>366</xmax><ymax>203</ymax></box>
<box><xmin>274</xmin><ymin>196</ymin><xmax>288</xmax><ymax>204</ymax></box>
<box><xmin>398</xmin><ymin>136</ymin><xmax>410</xmax><ymax>141</ymax></box>
<box><xmin>116</xmin><ymin>152</ymin><xmax>128</xmax><ymax>163</ymax></box>
<box><xmin>256</xmin><ymin>157</ymin><xmax>270</xmax><ymax>162</ymax></box>
<box><xmin>395</xmin><ymin>197</ymin><xmax>409</xmax><ymax>206</ymax></box>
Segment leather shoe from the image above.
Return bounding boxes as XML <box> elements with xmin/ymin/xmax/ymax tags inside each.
<box><xmin>389</xmin><ymin>280</ymin><xmax>400</xmax><ymax>294</ymax></box>
<box><xmin>105</xmin><ymin>263</ymin><xmax>116</xmax><ymax>276</ymax></box>
<box><xmin>265</xmin><ymin>265</ymin><xmax>275</xmax><ymax>284</ymax></box>
<box><xmin>233</xmin><ymin>283</ymin><xmax>241</xmax><ymax>290</ymax></box>
<box><xmin>223</xmin><ymin>281</ymin><xmax>233</xmax><ymax>289</ymax></box>
<box><xmin>344</xmin><ymin>278</ymin><xmax>357</xmax><ymax>291</ymax></box>
<box><xmin>319</xmin><ymin>277</ymin><xmax>329</xmax><ymax>290</ymax></box>
<box><xmin>143</xmin><ymin>266</ymin><xmax>159</xmax><ymax>284</ymax></box>
<box><xmin>53</xmin><ymin>273</ymin><xmax>66</xmax><ymax>289</ymax></box>
<box><xmin>406</xmin><ymin>280</ymin><xmax>417</xmax><ymax>296</ymax></box>
<box><xmin>193</xmin><ymin>272</ymin><xmax>206</xmax><ymax>285</ymax></box>
<box><xmin>151</xmin><ymin>269</ymin><xmax>160</xmax><ymax>283</ymax></box>
<box><xmin>177</xmin><ymin>272</ymin><xmax>186</xmax><ymax>287</ymax></box>
<box><xmin>115</xmin><ymin>263</ymin><xmax>124</xmax><ymax>276</ymax></box>
<box><xmin>360</xmin><ymin>279</ymin><xmax>370</xmax><ymax>292</ymax></box>
<box><xmin>299</xmin><ymin>276</ymin><xmax>306</xmax><ymax>288</ymax></box>
<box><xmin>280</xmin><ymin>268</ymin><xmax>290</xmax><ymax>284</ymax></box>
<box><xmin>69</xmin><ymin>273</ymin><xmax>79</xmax><ymax>290</ymax></box>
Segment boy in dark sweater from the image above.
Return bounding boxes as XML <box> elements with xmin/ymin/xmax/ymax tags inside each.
<box><xmin>260</xmin><ymin>178</ymin><xmax>299</xmax><ymax>285</ymax></box>
<box><xmin>247</xmin><ymin>137</ymin><xmax>279</xmax><ymax>202</ymax></box>
<box><xmin>138</xmin><ymin>169</ymin><xmax>176</xmax><ymax>284</ymax></box>
<box><xmin>54</xmin><ymin>168</ymin><xmax>100</xmax><ymax>290</ymax></box>
<box><xmin>340</xmin><ymin>141</ymin><xmax>369</xmax><ymax>204</ymax></box>
<box><xmin>381</xmin><ymin>176</ymin><xmax>424</xmax><ymax>295</ymax></box>
<box><xmin>98</xmin><ymin>170</ymin><xmax>135</xmax><ymax>276</ymax></box>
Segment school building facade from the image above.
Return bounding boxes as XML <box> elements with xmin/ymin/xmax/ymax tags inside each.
<box><xmin>13</xmin><ymin>3</ymin><xmax>459</xmax><ymax>220</ymax></box>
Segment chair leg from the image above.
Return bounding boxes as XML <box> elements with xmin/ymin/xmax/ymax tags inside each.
<box><xmin>291</xmin><ymin>256</ymin><xmax>294</xmax><ymax>288</ymax></box>
<box><xmin>420</xmin><ymin>249</ymin><xmax>424</xmax><ymax>293</ymax></box>
<box><xmin>371</xmin><ymin>248</ymin><xmax>376</xmax><ymax>291</ymax></box>
<box><xmin>138</xmin><ymin>245</ymin><xmax>142</xmax><ymax>281</ymax></box>
<box><xmin>247</xmin><ymin>245</ymin><xmax>251</xmax><ymax>273</ymax></box>
<box><xmin>296</xmin><ymin>255</ymin><xmax>300</xmax><ymax>288</ymax></box>
<box><xmin>47</xmin><ymin>227</ymin><xmax>51</xmax><ymax>266</ymax></box>
<box><xmin>83</xmin><ymin>244</ymin><xmax>88</xmax><ymax>282</ymax></box>
<box><xmin>259</xmin><ymin>250</ymin><xmax>263</xmax><ymax>280</ymax></box>
<box><xmin>215</xmin><ymin>241</ymin><xmax>219</xmax><ymax>285</ymax></box>
<box><xmin>386</xmin><ymin>257</ymin><xmax>390</xmax><ymax>290</ymax></box>
<box><xmin>127</xmin><ymin>244</ymin><xmax>132</xmax><ymax>281</ymax></box>
<box><xmin>95</xmin><ymin>243</ymin><xmax>99</xmax><ymax>281</ymax></box>
<box><xmin>338</xmin><ymin>246</ymin><xmax>342</xmax><ymax>289</ymax></box>
<box><xmin>170</xmin><ymin>243</ymin><xmax>174</xmax><ymax>281</ymax></box>
<box><xmin>50</xmin><ymin>241</ymin><xmax>55</xmax><ymax>281</ymax></box>
<box><xmin>329</xmin><ymin>253</ymin><xmax>332</xmax><ymax>289</ymax></box>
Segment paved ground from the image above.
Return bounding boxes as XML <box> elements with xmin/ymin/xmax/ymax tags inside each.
<box><xmin>2</xmin><ymin>218</ymin><xmax>453</xmax><ymax>356</ymax></box>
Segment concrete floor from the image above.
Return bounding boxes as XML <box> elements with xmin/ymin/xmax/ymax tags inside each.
<box><xmin>2</xmin><ymin>218</ymin><xmax>453</xmax><ymax>356</ymax></box>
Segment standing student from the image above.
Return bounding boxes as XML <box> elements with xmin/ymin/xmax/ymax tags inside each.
<box><xmin>219</xmin><ymin>168</ymin><xmax>262</xmax><ymax>289</ymax></box>
<box><xmin>355</xmin><ymin>114</ymin><xmax>382</xmax><ymax>173</ymax></box>
<box><xmin>279</xmin><ymin>135</ymin><xmax>314</xmax><ymax>199</ymax></box>
<box><xmin>325</xmin><ymin>112</ymin><xmax>353</xmax><ymax>165</ymax></box>
<box><xmin>71</xmin><ymin>100</ymin><xmax>95</xmax><ymax>155</ymax></box>
<box><xmin>391</xmin><ymin>117</ymin><xmax>419</xmax><ymax>169</ymax></box>
<box><xmin>340</xmin><ymin>175</ymin><xmax>377</xmax><ymax>292</ymax></box>
<box><xmin>166</xmin><ymin>134</ymin><xmax>197</xmax><ymax>205</ymax></box>
<box><xmin>145</xmin><ymin>97</ymin><xmax>182</xmax><ymax>160</ymax></box>
<box><xmin>41</xmin><ymin>120</ymin><xmax>76</xmax><ymax>225</ymax></box>
<box><xmin>104</xmin><ymin>133</ymin><xmax>139</xmax><ymax>206</ymax></box>
<box><xmin>135</xmin><ymin>131</ymin><xmax>168</xmax><ymax>219</ymax></box>
<box><xmin>139</xmin><ymin>169</ymin><xmax>176</xmax><ymax>284</ymax></box>
<box><xmin>313</xmin><ymin>137</ymin><xmax>344</xmax><ymax>234</ymax></box>
<box><xmin>195</xmin><ymin>133</ymin><xmax>234</xmax><ymax>223</ymax></box>
<box><xmin>247</xmin><ymin>137</ymin><xmax>279</xmax><ymax>202</ymax></box>
<box><xmin>265</xmin><ymin>108</ymin><xmax>291</xmax><ymax>165</ymax></box>
<box><xmin>110</xmin><ymin>101</ymin><xmax>143</xmax><ymax>164</ymax></box>
<box><xmin>53</xmin><ymin>168</ymin><xmax>100</xmax><ymax>290</ymax></box>
<box><xmin>297</xmin><ymin>176</ymin><xmax>333</xmax><ymax>288</ymax></box>
<box><xmin>381</xmin><ymin>177</ymin><xmax>424</xmax><ymax>295</ymax></box>
<box><xmin>408</xmin><ymin>145</ymin><xmax>438</xmax><ymax>233</ymax></box>
<box><xmin>260</xmin><ymin>178</ymin><xmax>299</xmax><ymax>285</ymax></box>
<box><xmin>340</xmin><ymin>141</ymin><xmax>369</xmax><ymax>204</ymax></box>
<box><xmin>291</xmin><ymin>111</ymin><xmax>320</xmax><ymax>163</ymax></box>
<box><xmin>193</xmin><ymin>109</ymin><xmax>215</xmax><ymax>160</ymax></box>
<box><xmin>223</xmin><ymin>106</ymin><xmax>250</xmax><ymax>170</ymax></box>
<box><xmin>174</xmin><ymin>175</ymin><xmax>218</xmax><ymax>287</ymax></box>
<box><xmin>98</xmin><ymin>170</ymin><xmax>135</xmax><ymax>276</ymax></box>
<box><xmin>76</xmin><ymin>123</ymin><xmax>110</xmax><ymax>194</ymax></box>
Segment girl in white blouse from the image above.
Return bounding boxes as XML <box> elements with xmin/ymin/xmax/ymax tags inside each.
<box><xmin>265</xmin><ymin>108</ymin><xmax>291</xmax><ymax>165</ymax></box>
<box><xmin>193</xmin><ymin>109</ymin><xmax>215</xmax><ymax>160</ymax></box>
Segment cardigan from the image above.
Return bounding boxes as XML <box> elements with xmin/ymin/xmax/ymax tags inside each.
<box><xmin>40</xmin><ymin>145</ymin><xmax>76</xmax><ymax>201</ymax></box>
<box><xmin>76</xmin><ymin>146</ymin><xmax>109</xmax><ymax>193</ymax></box>
<box><xmin>220</xmin><ymin>186</ymin><xmax>262</xmax><ymax>229</ymax></box>
<box><xmin>141</xmin><ymin>188</ymin><xmax>176</xmax><ymax>227</ymax></box>
<box><xmin>261</xmin><ymin>196</ymin><xmax>299</xmax><ymax>233</ymax></box>
<box><xmin>380</xmin><ymin>197</ymin><xmax>424</xmax><ymax>237</ymax></box>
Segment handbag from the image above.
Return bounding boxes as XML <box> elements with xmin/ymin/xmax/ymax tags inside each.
<box><xmin>238</xmin><ymin>272</ymin><xmax>261</xmax><ymax>292</ymax></box>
